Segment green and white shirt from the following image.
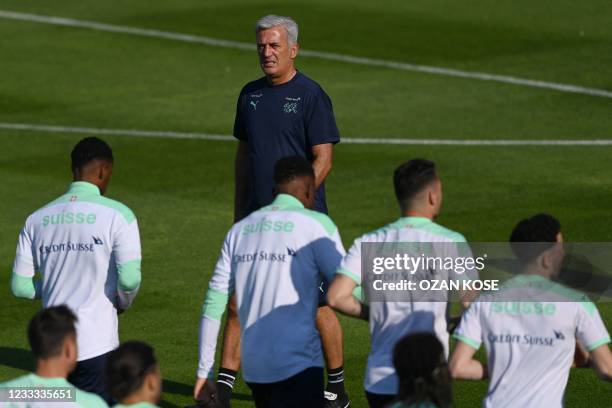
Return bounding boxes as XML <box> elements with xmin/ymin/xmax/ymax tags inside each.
<box><xmin>197</xmin><ymin>194</ymin><xmax>345</xmax><ymax>383</ymax></box>
<box><xmin>337</xmin><ymin>217</ymin><xmax>472</xmax><ymax>395</ymax></box>
<box><xmin>11</xmin><ymin>182</ymin><xmax>142</xmax><ymax>361</ymax></box>
<box><xmin>0</xmin><ymin>373</ymin><xmax>107</xmax><ymax>407</ymax></box>
<box><xmin>454</xmin><ymin>274</ymin><xmax>611</xmax><ymax>408</ymax></box>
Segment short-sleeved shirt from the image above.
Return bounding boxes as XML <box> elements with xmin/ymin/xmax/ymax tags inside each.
<box><xmin>337</xmin><ymin>217</ymin><xmax>475</xmax><ymax>395</ymax></box>
<box><xmin>12</xmin><ymin>182</ymin><xmax>141</xmax><ymax>361</ymax></box>
<box><xmin>198</xmin><ymin>194</ymin><xmax>346</xmax><ymax>383</ymax></box>
<box><xmin>454</xmin><ymin>274</ymin><xmax>611</xmax><ymax>408</ymax></box>
<box><xmin>0</xmin><ymin>373</ymin><xmax>107</xmax><ymax>407</ymax></box>
<box><xmin>233</xmin><ymin>72</ymin><xmax>340</xmax><ymax>214</ymax></box>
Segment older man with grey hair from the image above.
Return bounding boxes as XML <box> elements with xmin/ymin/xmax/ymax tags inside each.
<box><xmin>193</xmin><ymin>14</ymin><xmax>349</xmax><ymax>408</ymax></box>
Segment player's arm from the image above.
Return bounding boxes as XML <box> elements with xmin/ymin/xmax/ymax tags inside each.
<box><xmin>327</xmin><ymin>274</ymin><xmax>368</xmax><ymax>320</ymax></box>
<box><xmin>589</xmin><ymin>344</ymin><xmax>612</xmax><ymax>381</ymax></box>
<box><xmin>234</xmin><ymin>140</ymin><xmax>250</xmax><ymax>222</ymax></box>
<box><xmin>449</xmin><ymin>341</ymin><xmax>487</xmax><ymax>380</ymax></box>
<box><xmin>449</xmin><ymin>300</ymin><xmax>487</xmax><ymax>380</ymax></box>
<box><xmin>313</xmin><ymin>221</ymin><xmax>367</xmax><ymax>319</ymax></box>
<box><xmin>194</xmin><ymin>232</ymin><xmax>234</xmax><ymax>402</ymax></box>
<box><xmin>575</xmin><ymin>301</ymin><xmax>612</xmax><ymax>381</ymax></box>
<box><xmin>11</xmin><ymin>220</ymin><xmax>41</xmax><ymax>300</ymax></box>
<box><xmin>306</xmin><ymin>86</ymin><xmax>340</xmax><ymax>190</ymax></box>
<box><xmin>195</xmin><ymin>286</ymin><xmax>230</xmax><ymax>401</ymax></box>
<box><xmin>114</xmin><ymin>214</ymin><xmax>142</xmax><ymax>311</ymax></box>
<box><xmin>311</xmin><ymin>143</ymin><xmax>333</xmax><ymax>189</ymax></box>
<box><xmin>327</xmin><ymin>236</ymin><xmax>369</xmax><ymax>321</ymax></box>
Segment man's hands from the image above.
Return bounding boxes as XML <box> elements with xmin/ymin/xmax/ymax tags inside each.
<box><xmin>194</xmin><ymin>378</ymin><xmax>218</xmax><ymax>404</ymax></box>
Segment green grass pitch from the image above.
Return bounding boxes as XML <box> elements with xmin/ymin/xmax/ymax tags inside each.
<box><xmin>1</xmin><ymin>1</ymin><xmax>611</xmax><ymax>407</ymax></box>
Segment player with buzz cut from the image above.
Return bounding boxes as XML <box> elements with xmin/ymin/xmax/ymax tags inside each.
<box><xmin>10</xmin><ymin>137</ymin><xmax>142</xmax><ymax>403</ymax></box>
<box><xmin>193</xmin><ymin>156</ymin><xmax>345</xmax><ymax>408</ymax></box>
<box><xmin>327</xmin><ymin>159</ymin><xmax>476</xmax><ymax>408</ymax></box>
<box><xmin>450</xmin><ymin>213</ymin><xmax>612</xmax><ymax>408</ymax></box>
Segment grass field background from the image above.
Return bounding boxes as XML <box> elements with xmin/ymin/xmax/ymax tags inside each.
<box><xmin>1</xmin><ymin>1</ymin><xmax>611</xmax><ymax>407</ymax></box>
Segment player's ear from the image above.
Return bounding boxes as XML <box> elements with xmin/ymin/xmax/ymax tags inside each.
<box><xmin>290</xmin><ymin>42</ymin><xmax>299</xmax><ymax>59</ymax></box>
<box><xmin>100</xmin><ymin>162</ymin><xmax>113</xmax><ymax>181</ymax></box>
<box><xmin>428</xmin><ymin>188</ymin><xmax>436</xmax><ymax>207</ymax></box>
<box><xmin>64</xmin><ymin>334</ymin><xmax>77</xmax><ymax>362</ymax></box>
<box><xmin>540</xmin><ymin>250</ymin><xmax>553</xmax><ymax>270</ymax></box>
<box><xmin>145</xmin><ymin>366</ymin><xmax>162</xmax><ymax>396</ymax></box>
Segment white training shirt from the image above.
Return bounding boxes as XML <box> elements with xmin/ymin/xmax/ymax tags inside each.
<box><xmin>197</xmin><ymin>194</ymin><xmax>345</xmax><ymax>383</ymax></box>
<box><xmin>337</xmin><ymin>216</ymin><xmax>474</xmax><ymax>395</ymax></box>
<box><xmin>12</xmin><ymin>182</ymin><xmax>142</xmax><ymax>361</ymax></box>
<box><xmin>454</xmin><ymin>274</ymin><xmax>611</xmax><ymax>408</ymax></box>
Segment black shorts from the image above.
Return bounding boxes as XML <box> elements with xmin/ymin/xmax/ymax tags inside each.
<box><xmin>246</xmin><ymin>367</ymin><xmax>324</xmax><ymax>408</ymax></box>
<box><xmin>365</xmin><ymin>391</ymin><xmax>395</xmax><ymax>408</ymax></box>
<box><xmin>67</xmin><ymin>352</ymin><xmax>112</xmax><ymax>404</ymax></box>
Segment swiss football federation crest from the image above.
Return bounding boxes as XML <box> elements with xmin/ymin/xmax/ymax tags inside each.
<box><xmin>283</xmin><ymin>102</ymin><xmax>298</xmax><ymax>114</ymax></box>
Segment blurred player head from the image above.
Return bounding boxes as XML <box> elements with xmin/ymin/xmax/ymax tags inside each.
<box><xmin>28</xmin><ymin>305</ymin><xmax>78</xmax><ymax>377</ymax></box>
<box><xmin>394</xmin><ymin>159</ymin><xmax>442</xmax><ymax>219</ymax></box>
<box><xmin>71</xmin><ymin>137</ymin><xmax>114</xmax><ymax>195</ymax></box>
<box><xmin>510</xmin><ymin>213</ymin><xmax>564</xmax><ymax>278</ymax></box>
<box><xmin>106</xmin><ymin>341</ymin><xmax>162</xmax><ymax>405</ymax></box>
<box><xmin>255</xmin><ymin>15</ymin><xmax>299</xmax><ymax>82</ymax></box>
<box><xmin>273</xmin><ymin>156</ymin><xmax>316</xmax><ymax>209</ymax></box>
<box><xmin>393</xmin><ymin>332</ymin><xmax>452</xmax><ymax>408</ymax></box>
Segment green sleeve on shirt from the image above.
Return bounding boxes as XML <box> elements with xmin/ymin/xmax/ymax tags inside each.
<box><xmin>337</xmin><ymin>267</ymin><xmax>361</xmax><ymax>285</ymax></box>
<box><xmin>453</xmin><ymin>333</ymin><xmax>481</xmax><ymax>350</ymax></box>
<box><xmin>10</xmin><ymin>272</ymin><xmax>38</xmax><ymax>299</ymax></box>
<box><xmin>202</xmin><ymin>287</ymin><xmax>230</xmax><ymax>321</ymax></box>
<box><xmin>117</xmin><ymin>259</ymin><xmax>141</xmax><ymax>291</ymax></box>
<box><xmin>587</xmin><ymin>336</ymin><xmax>611</xmax><ymax>352</ymax></box>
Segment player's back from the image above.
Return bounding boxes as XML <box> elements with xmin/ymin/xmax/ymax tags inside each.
<box><xmin>15</xmin><ymin>182</ymin><xmax>139</xmax><ymax>360</ymax></box>
<box><xmin>339</xmin><ymin>216</ymin><xmax>470</xmax><ymax>395</ymax></box>
<box><xmin>225</xmin><ymin>194</ymin><xmax>344</xmax><ymax>383</ymax></box>
<box><xmin>458</xmin><ymin>275</ymin><xmax>610</xmax><ymax>408</ymax></box>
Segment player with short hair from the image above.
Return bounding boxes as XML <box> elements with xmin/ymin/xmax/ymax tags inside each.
<box><xmin>194</xmin><ymin>156</ymin><xmax>345</xmax><ymax>408</ymax></box>
<box><xmin>327</xmin><ymin>159</ymin><xmax>475</xmax><ymax>408</ymax></box>
<box><xmin>449</xmin><ymin>213</ymin><xmax>612</xmax><ymax>407</ymax></box>
<box><xmin>0</xmin><ymin>305</ymin><xmax>107</xmax><ymax>407</ymax></box>
<box><xmin>10</xmin><ymin>137</ymin><xmax>142</xmax><ymax>402</ymax></box>
<box><xmin>106</xmin><ymin>341</ymin><xmax>162</xmax><ymax>408</ymax></box>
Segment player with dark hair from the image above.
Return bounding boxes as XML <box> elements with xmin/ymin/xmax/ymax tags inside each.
<box><xmin>0</xmin><ymin>305</ymin><xmax>107</xmax><ymax>407</ymax></box>
<box><xmin>194</xmin><ymin>156</ymin><xmax>345</xmax><ymax>408</ymax></box>
<box><xmin>450</xmin><ymin>213</ymin><xmax>612</xmax><ymax>407</ymax></box>
<box><xmin>389</xmin><ymin>333</ymin><xmax>452</xmax><ymax>408</ymax></box>
<box><xmin>106</xmin><ymin>341</ymin><xmax>162</xmax><ymax>408</ymax></box>
<box><xmin>328</xmin><ymin>158</ymin><xmax>475</xmax><ymax>408</ymax></box>
<box><xmin>10</xmin><ymin>137</ymin><xmax>142</xmax><ymax>402</ymax></box>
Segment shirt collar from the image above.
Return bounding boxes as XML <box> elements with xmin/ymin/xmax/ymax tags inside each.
<box><xmin>398</xmin><ymin>216</ymin><xmax>432</xmax><ymax>226</ymax></box>
<box><xmin>67</xmin><ymin>181</ymin><xmax>100</xmax><ymax>195</ymax></box>
<box><xmin>271</xmin><ymin>194</ymin><xmax>304</xmax><ymax>209</ymax></box>
<box><xmin>29</xmin><ymin>373</ymin><xmax>69</xmax><ymax>387</ymax></box>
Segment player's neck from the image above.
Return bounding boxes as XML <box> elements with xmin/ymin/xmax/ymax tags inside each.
<box><xmin>121</xmin><ymin>390</ymin><xmax>156</xmax><ymax>405</ymax></box>
<box><xmin>402</xmin><ymin>209</ymin><xmax>434</xmax><ymax>220</ymax></box>
<box><xmin>35</xmin><ymin>359</ymin><xmax>70</xmax><ymax>379</ymax></box>
<box><xmin>267</xmin><ymin>68</ymin><xmax>297</xmax><ymax>86</ymax></box>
